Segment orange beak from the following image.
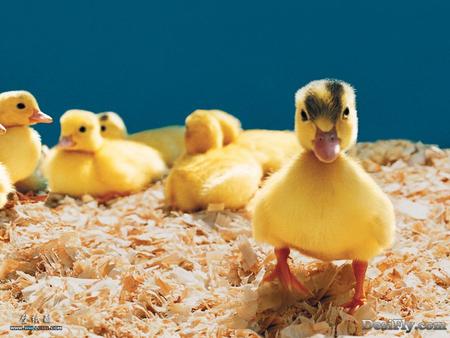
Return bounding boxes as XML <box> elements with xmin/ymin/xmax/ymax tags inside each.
<box><xmin>29</xmin><ymin>109</ymin><xmax>53</xmax><ymax>124</ymax></box>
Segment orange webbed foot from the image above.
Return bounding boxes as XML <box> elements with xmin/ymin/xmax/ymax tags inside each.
<box><xmin>342</xmin><ymin>297</ymin><xmax>365</xmax><ymax>314</ymax></box>
<box><xmin>264</xmin><ymin>248</ymin><xmax>310</xmax><ymax>295</ymax></box>
<box><xmin>341</xmin><ymin>260</ymin><xmax>368</xmax><ymax>314</ymax></box>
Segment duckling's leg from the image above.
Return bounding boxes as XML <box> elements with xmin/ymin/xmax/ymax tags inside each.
<box><xmin>264</xmin><ymin>248</ymin><xmax>309</xmax><ymax>294</ymax></box>
<box><xmin>342</xmin><ymin>260</ymin><xmax>368</xmax><ymax>314</ymax></box>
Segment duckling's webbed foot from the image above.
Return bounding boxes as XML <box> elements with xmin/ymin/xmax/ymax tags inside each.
<box><xmin>341</xmin><ymin>260</ymin><xmax>368</xmax><ymax>314</ymax></box>
<box><xmin>264</xmin><ymin>247</ymin><xmax>309</xmax><ymax>295</ymax></box>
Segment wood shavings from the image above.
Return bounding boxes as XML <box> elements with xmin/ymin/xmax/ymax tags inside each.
<box><xmin>0</xmin><ymin>140</ymin><xmax>448</xmax><ymax>337</ymax></box>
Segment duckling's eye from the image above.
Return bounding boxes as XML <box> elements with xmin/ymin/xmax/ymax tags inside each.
<box><xmin>300</xmin><ymin>110</ymin><xmax>309</xmax><ymax>122</ymax></box>
<box><xmin>342</xmin><ymin>107</ymin><xmax>350</xmax><ymax>119</ymax></box>
<box><xmin>79</xmin><ymin>126</ymin><xmax>87</xmax><ymax>133</ymax></box>
<box><xmin>16</xmin><ymin>103</ymin><xmax>26</xmax><ymax>109</ymax></box>
<box><xmin>101</xmin><ymin>125</ymin><xmax>107</xmax><ymax>132</ymax></box>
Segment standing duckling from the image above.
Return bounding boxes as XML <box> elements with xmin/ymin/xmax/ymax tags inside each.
<box><xmin>0</xmin><ymin>91</ymin><xmax>52</xmax><ymax>183</ymax></box>
<box><xmin>97</xmin><ymin>111</ymin><xmax>185</xmax><ymax>167</ymax></box>
<box><xmin>252</xmin><ymin>79</ymin><xmax>395</xmax><ymax>313</ymax></box>
<box><xmin>43</xmin><ymin>110</ymin><xmax>167</xmax><ymax>198</ymax></box>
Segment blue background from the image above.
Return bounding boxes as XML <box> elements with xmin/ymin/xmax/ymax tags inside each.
<box><xmin>0</xmin><ymin>1</ymin><xmax>449</xmax><ymax>147</ymax></box>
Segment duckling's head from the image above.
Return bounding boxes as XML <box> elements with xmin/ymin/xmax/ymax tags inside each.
<box><xmin>0</xmin><ymin>90</ymin><xmax>52</xmax><ymax>127</ymax></box>
<box><xmin>97</xmin><ymin>111</ymin><xmax>127</xmax><ymax>139</ymax></box>
<box><xmin>294</xmin><ymin>79</ymin><xmax>357</xmax><ymax>163</ymax></box>
<box><xmin>59</xmin><ymin>109</ymin><xmax>103</xmax><ymax>152</ymax></box>
<box><xmin>185</xmin><ymin>110</ymin><xmax>224</xmax><ymax>155</ymax></box>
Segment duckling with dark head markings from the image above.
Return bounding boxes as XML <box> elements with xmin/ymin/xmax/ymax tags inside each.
<box><xmin>252</xmin><ymin>79</ymin><xmax>395</xmax><ymax>313</ymax></box>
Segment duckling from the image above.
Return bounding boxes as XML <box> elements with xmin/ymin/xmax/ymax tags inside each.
<box><xmin>165</xmin><ymin>111</ymin><xmax>262</xmax><ymax>211</ymax></box>
<box><xmin>97</xmin><ymin>111</ymin><xmax>185</xmax><ymax>166</ymax></box>
<box><xmin>236</xmin><ymin>129</ymin><xmax>300</xmax><ymax>174</ymax></box>
<box><xmin>252</xmin><ymin>79</ymin><xmax>395</xmax><ymax>313</ymax></box>
<box><xmin>0</xmin><ymin>91</ymin><xmax>52</xmax><ymax>183</ymax></box>
<box><xmin>43</xmin><ymin>110</ymin><xmax>167</xmax><ymax>198</ymax></box>
<box><xmin>98</xmin><ymin>111</ymin><xmax>128</xmax><ymax>139</ymax></box>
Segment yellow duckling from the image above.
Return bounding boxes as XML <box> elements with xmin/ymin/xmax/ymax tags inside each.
<box><xmin>236</xmin><ymin>129</ymin><xmax>300</xmax><ymax>174</ymax></box>
<box><xmin>97</xmin><ymin>111</ymin><xmax>185</xmax><ymax>166</ymax></box>
<box><xmin>252</xmin><ymin>79</ymin><xmax>395</xmax><ymax>313</ymax></box>
<box><xmin>43</xmin><ymin>109</ymin><xmax>167</xmax><ymax>198</ymax></box>
<box><xmin>0</xmin><ymin>91</ymin><xmax>52</xmax><ymax>183</ymax></box>
<box><xmin>98</xmin><ymin>111</ymin><xmax>128</xmax><ymax>139</ymax></box>
<box><xmin>165</xmin><ymin>111</ymin><xmax>262</xmax><ymax>211</ymax></box>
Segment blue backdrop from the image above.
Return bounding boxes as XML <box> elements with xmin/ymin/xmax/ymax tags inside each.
<box><xmin>0</xmin><ymin>1</ymin><xmax>448</xmax><ymax>147</ymax></box>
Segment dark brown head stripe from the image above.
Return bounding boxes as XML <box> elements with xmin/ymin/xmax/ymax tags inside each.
<box><xmin>327</xmin><ymin>81</ymin><xmax>344</xmax><ymax>117</ymax></box>
<box><xmin>100</xmin><ymin>114</ymin><xmax>109</xmax><ymax>121</ymax></box>
<box><xmin>304</xmin><ymin>80</ymin><xmax>344</xmax><ymax>122</ymax></box>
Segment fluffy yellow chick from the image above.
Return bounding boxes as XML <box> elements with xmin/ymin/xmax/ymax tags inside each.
<box><xmin>165</xmin><ymin>111</ymin><xmax>262</xmax><ymax>211</ymax></box>
<box><xmin>0</xmin><ymin>91</ymin><xmax>52</xmax><ymax>183</ymax></box>
<box><xmin>98</xmin><ymin>111</ymin><xmax>128</xmax><ymax>139</ymax></box>
<box><xmin>236</xmin><ymin>130</ymin><xmax>300</xmax><ymax>174</ymax></box>
<box><xmin>252</xmin><ymin>79</ymin><xmax>395</xmax><ymax>313</ymax></box>
<box><xmin>97</xmin><ymin>111</ymin><xmax>185</xmax><ymax>166</ymax></box>
<box><xmin>43</xmin><ymin>110</ymin><xmax>167</xmax><ymax>198</ymax></box>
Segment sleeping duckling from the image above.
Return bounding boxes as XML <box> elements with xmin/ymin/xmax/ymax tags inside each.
<box><xmin>184</xmin><ymin>109</ymin><xmax>242</xmax><ymax>155</ymax></box>
<box><xmin>252</xmin><ymin>79</ymin><xmax>395</xmax><ymax>313</ymax></box>
<box><xmin>165</xmin><ymin>111</ymin><xmax>262</xmax><ymax>211</ymax></box>
<box><xmin>43</xmin><ymin>110</ymin><xmax>167</xmax><ymax>198</ymax></box>
<box><xmin>97</xmin><ymin>111</ymin><xmax>185</xmax><ymax>166</ymax></box>
<box><xmin>0</xmin><ymin>91</ymin><xmax>52</xmax><ymax>183</ymax></box>
<box><xmin>236</xmin><ymin>130</ymin><xmax>300</xmax><ymax>174</ymax></box>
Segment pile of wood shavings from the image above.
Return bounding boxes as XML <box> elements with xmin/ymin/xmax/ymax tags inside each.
<box><xmin>0</xmin><ymin>140</ymin><xmax>448</xmax><ymax>337</ymax></box>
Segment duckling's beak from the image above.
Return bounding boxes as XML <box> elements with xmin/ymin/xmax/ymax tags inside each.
<box><xmin>0</xmin><ymin>124</ymin><xmax>6</xmax><ymax>134</ymax></box>
<box><xmin>29</xmin><ymin>109</ymin><xmax>53</xmax><ymax>124</ymax></box>
<box><xmin>59</xmin><ymin>135</ymin><xmax>75</xmax><ymax>148</ymax></box>
<box><xmin>313</xmin><ymin>126</ymin><xmax>340</xmax><ymax>163</ymax></box>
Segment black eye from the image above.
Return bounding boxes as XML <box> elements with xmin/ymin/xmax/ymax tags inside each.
<box><xmin>79</xmin><ymin>126</ymin><xmax>86</xmax><ymax>133</ymax></box>
<box><xmin>342</xmin><ymin>107</ymin><xmax>350</xmax><ymax>119</ymax></box>
<box><xmin>300</xmin><ymin>110</ymin><xmax>309</xmax><ymax>122</ymax></box>
<box><xmin>16</xmin><ymin>103</ymin><xmax>26</xmax><ymax>109</ymax></box>
<box><xmin>101</xmin><ymin>125</ymin><xmax>107</xmax><ymax>132</ymax></box>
